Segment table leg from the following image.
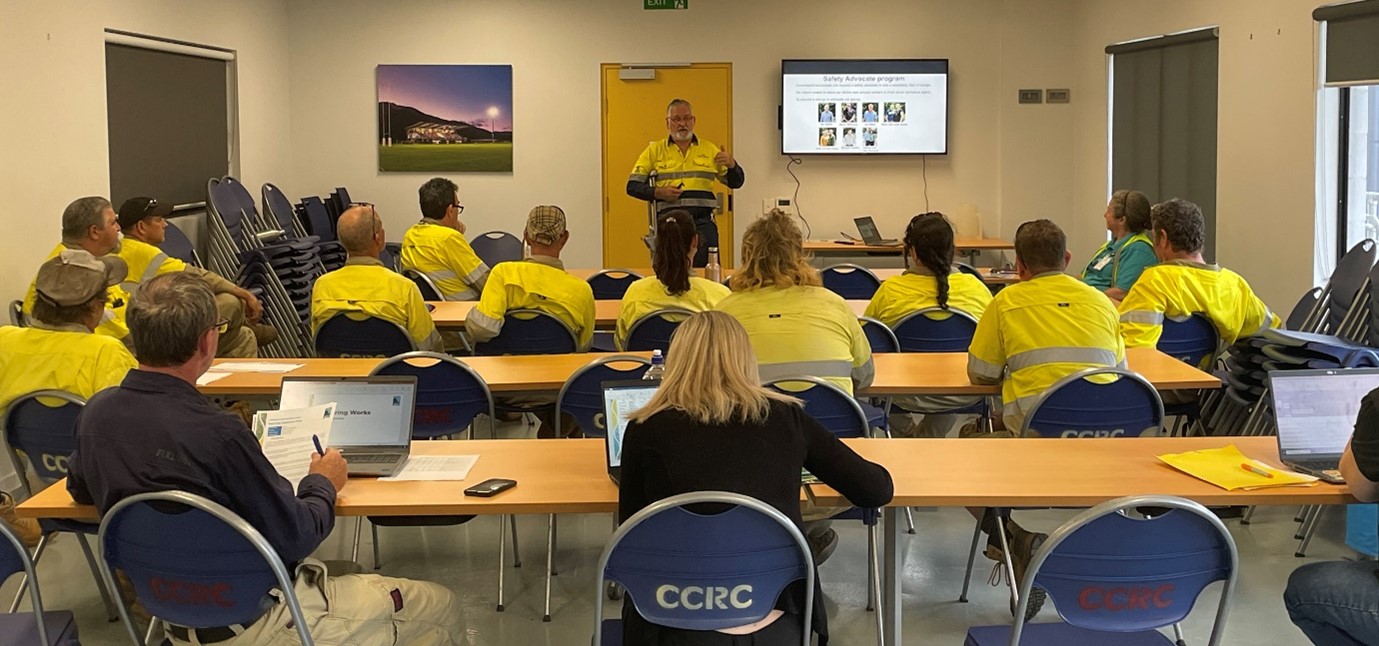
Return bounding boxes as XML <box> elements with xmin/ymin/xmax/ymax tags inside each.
<box><xmin>882</xmin><ymin>506</ymin><xmax>902</xmax><ymax>646</ymax></box>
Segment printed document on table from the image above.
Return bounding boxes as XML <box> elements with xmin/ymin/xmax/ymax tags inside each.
<box><xmin>253</xmin><ymin>402</ymin><xmax>336</xmax><ymax>487</ymax></box>
<box><xmin>380</xmin><ymin>455</ymin><xmax>480</xmax><ymax>482</ymax></box>
<box><xmin>196</xmin><ymin>372</ymin><xmax>231</xmax><ymax>386</ymax></box>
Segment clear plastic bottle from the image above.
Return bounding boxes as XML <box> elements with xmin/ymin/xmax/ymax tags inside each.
<box><xmin>705</xmin><ymin>247</ymin><xmax>722</xmax><ymax>283</ymax></box>
<box><xmin>644</xmin><ymin>349</ymin><xmax>665</xmax><ymax>380</ymax></box>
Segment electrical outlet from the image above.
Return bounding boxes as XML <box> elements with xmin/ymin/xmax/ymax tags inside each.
<box><xmin>1047</xmin><ymin>88</ymin><xmax>1071</xmax><ymax>104</ymax></box>
<box><xmin>763</xmin><ymin>197</ymin><xmax>795</xmax><ymax>216</ymax></box>
<box><xmin>1018</xmin><ymin>89</ymin><xmax>1043</xmax><ymax>104</ymax></box>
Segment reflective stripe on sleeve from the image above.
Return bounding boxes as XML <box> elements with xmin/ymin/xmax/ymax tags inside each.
<box><xmin>1119</xmin><ymin>310</ymin><xmax>1165</xmax><ymax>325</ymax></box>
<box><xmin>968</xmin><ymin>355</ymin><xmax>1005</xmax><ymax>382</ymax></box>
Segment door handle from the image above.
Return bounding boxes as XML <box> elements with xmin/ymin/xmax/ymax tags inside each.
<box><xmin>716</xmin><ymin>192</ymin><xmax>725</xmax><ymax>215</ymax></box>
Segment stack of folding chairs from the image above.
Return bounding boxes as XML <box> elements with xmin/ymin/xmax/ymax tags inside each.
<box><xmin>294</xmin><ymin>195</ymin><xmax>347</xmax><ymax>271</ymax></box>
<box><xmin>205</xmin><ymin>177</ymin><xmax>326</xmax><ymax>358</ymax></box>
<box><xmin>1197</xmin><ymin>240</ymin><xmax>1378</xmax><ymax>555</ymax></box>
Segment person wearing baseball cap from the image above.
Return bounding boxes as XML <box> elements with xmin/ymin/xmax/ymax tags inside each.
<box><xmin>465</xmin><ymin>205</ymin><xmax>595</xmax><ymax>437</ymax></box>
<box><xmin>114</xmin><ymin>196</ymin><xmax>276</xmax><ymax>357</ymax></box>
<box><xmin>1</xmin><ymin>249</ymin><xmax>137</xmax><ymax>414</ymax></box>
<box><xmin>21</xmin><ymin>196</ymin><xmax>131</xmax><ymax>341</ymax></box>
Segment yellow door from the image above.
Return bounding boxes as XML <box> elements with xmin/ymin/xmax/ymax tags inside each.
<box><xmin>601</xmin><ymin>63</ymin><xmax>734</xmax><ymax>268</ymax></box>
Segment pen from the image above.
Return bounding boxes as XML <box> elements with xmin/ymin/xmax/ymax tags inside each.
<box><xmin>313</xmin><ymin>434</ymin><xmax>325</xmax><ymax>456</ymax></box>
<box><xmin>1241</xmin><ymin>462</ymin><xmax>1274</xmax><ymax>478</ymax></box>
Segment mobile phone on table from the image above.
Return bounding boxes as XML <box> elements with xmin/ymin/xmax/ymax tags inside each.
<box><xmin>464</xmin><ymin>478</ymin><xmax>517</xmax><ymax>497</ymax></box>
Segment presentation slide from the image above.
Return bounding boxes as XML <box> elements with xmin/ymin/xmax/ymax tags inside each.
<box><xmin>280</xmin><ymin>382</ymin><xmax>415</xmax><ymax>447</ymax></box>
<box><xmin>782</xmin><ymin>60</ymin><xmax>948</xmax><ymax>155</ymax></box>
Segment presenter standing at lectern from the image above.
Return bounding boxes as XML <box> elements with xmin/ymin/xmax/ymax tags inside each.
<box><xmin>627</xmin><ymin>98</ymin><xmax>744</xmax><ymax>267</ymax></box>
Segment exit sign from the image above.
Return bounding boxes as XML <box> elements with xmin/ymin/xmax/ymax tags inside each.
<box><xmin>645</xmin><ymin>0</ymin><xmax>687</xmax><ymax>9</ymax></box>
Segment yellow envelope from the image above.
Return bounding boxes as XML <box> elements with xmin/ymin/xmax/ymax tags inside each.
<box><xmin>1158</xmin><ymin>444</ymin><xmax>1319</xmax><ymax>491</ymax></box>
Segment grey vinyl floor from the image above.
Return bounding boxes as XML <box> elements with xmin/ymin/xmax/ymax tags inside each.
<box><xmin>1</xmin><ymin>419</ymin><xmax>1355</xmax><ymax>645</ymax></box>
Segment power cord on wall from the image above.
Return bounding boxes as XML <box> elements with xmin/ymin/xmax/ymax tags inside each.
<box><xmin>922</xmin><ymin>154</ymin><xmax>930</xmax><ymax>212</ymax></box>
<box><xmin>785</xmin><ymin>155</ymin><xmax>811</xmax><ymax>237</ymax></box>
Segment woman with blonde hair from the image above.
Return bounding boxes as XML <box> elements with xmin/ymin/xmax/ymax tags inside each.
<box><xmin>614</xmin><ymin>210</ymin><xmax>730</xmax><ymax>350</ymax></box>
<box><xmin>718</xmin><ymin>208</ymin><xmax>874</xmax><ymax>395</ymax></box>
<box><xmin>620</xmin><ymin>311</ymin><xmax>893</xmax><ymax>646</ymax></box>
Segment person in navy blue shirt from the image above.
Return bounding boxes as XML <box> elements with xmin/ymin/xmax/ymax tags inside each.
<box><xmin>68</xmin><ymin>272</ymin><xmax>462</xmax><ymax>646</ymax></box>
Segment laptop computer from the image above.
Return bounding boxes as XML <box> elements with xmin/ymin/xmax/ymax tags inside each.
<box><xmin>854</xmin><ymin>216</ymin><xmax>900</xmax><ymax>246</ymax></box>
<box><xmin>601</xmin><ymin>379</ymin><xmax>661</xmax><ymax>486</ymax></box>
<box><xmin>1268</xmin><ymin>367</ymin><xmax>1379</xmax><ymax>483</ymax></box>
<box><xmin>279</xmin><ymin>376</ymin><xmax>419</xmax><ymax>477</ymax></box>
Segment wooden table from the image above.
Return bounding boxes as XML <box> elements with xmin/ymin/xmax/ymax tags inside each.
<box><xmin>565</xmin><ymin>266</ymin><xmax>1018</xmax><ymax>285</ymax></box>
<box><xmin>428</xmin><ymin>299</ymin><xmax>875</xmax><ymax>330</ymax></box>
<box><xmin>198</xmin><ymin>347</ymin><xmax>1218</xmax><ymax>398</ymax></box>
<box><xmin>804</xmin><ymin>238</ymin><xmax>1013</xmax><ymax>255</ymax></box>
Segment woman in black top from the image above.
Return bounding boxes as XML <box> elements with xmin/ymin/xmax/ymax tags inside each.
<box><xmin>620</xmin><ymin>311</ymin><xmax>894</xmax><ymax>645</ymax></box>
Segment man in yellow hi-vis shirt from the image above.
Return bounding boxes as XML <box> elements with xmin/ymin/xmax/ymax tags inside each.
<box><xmin>401</xmin><ymin>177</ymin><xmax>490</xmax><ymax>301</ymax></box>
<box><xmin>115</xmin><ymin>197</ymin><xmax>271</xmax><ymax>358</ymax></box>
<box><xmin>965</xmin><ymin>219</ymin><xmax>1125</xmax><ymax>618</ymax></box>
<box><xmin>312</xmin><ymin>205</ymin><xmax>442</xmax><ymax>352</ymax></box>
<box><xmin>627</xmin><ymin>99</ymin><xmax>744</xmax><ymax>267</ymax></box>
<box><xmin>22</xmin><ymin>197</ymin><xmax>131</xmax><ymax>342</ymax></box>
<box><xmin>1119</xmin><ymin>198</ymin><xmax>1280</xmax><ymax>351</ymax></box>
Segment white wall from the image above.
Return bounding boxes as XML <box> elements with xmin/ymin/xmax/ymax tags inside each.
<box><xmin>285</xmin><ymin>0</ymin><xmax>1079</xmax><ymax>269</ymax></box>
<box><xmin>0</xmin><ymin>0</ymin><xmax>293</xmax><ymax>305</ymax></box>
<box><xmin>1069</xmin><ymin>0</ymin><xmax>1321</xmax><ymax>312</ymax></box>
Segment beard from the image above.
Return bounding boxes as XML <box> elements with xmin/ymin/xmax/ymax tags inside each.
<box><xmin>671</xmin><ymin>128</ymin><xmax>693</xmax><ymax>142</ymax></box>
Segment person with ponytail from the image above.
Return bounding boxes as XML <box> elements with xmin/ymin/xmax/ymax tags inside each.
<box><xmin>1081</xmin><ymin>189</ymin><xmax>1155</xmax><ymax>302</ymax></box>
<box><xmin>864</xmin><ymin>212</ymin><xmax>993</xmax><ymax>437</ymax></box>
<box><xmin>614</xmin><ymin>210</ymin><xmax>731</xmax><ymax>350</ymax></box>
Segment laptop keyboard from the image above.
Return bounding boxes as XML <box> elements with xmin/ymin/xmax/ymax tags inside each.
<box><xmin>348</xmin><ymin>454</ymin><xmax>398</xmax><ymax>464</ymax></box>
<box><xmin>1291</xmin><ymin>459</ymin><xmax>1338</xmax><ymax>470</ymax></box>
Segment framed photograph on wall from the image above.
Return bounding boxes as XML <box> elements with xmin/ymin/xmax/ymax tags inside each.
<box><xmin>377</xmin><ymin>64</ymin><xmax>513</xmax><ymax>172</ymax></box>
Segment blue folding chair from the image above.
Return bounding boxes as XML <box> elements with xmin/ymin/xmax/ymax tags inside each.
<box><xmin>0</xmin><ymin>514</ymin><xmax>78</xmax><ymax>645</ymax></box>
<box><xmin>593</xmin><ymin>491</ymin><xmax>814</xmax><ymax>646</ymax></box>
<box><xmin>379</xmin><ymin>243</ymin><xmax>402</xmax><ymax>273</ymax></box>
<box><xmin>402</xmin><ymin>268</ymin><xmax>444</xmax><ymax>301</ymax></box>
<box><xmin>533</xmin><ymin>355</ymin><xmax>655</xmax><ymax>620</ymax></box>
<box><xmin>96</xmin><ymin>491</ymin><xmax>315</xmax><ymax>645</ymax></box>
<box><xmin>965</xmin><ymin>495</ymin><xmax>1238</xmax><ymax>646</ymax></box>
<box><xmin>161</xmin><ymin>221</ymin><xmax>203</xmax><ymax>267</ymax></box>
<box><xmin>313</xmin><ymin>314</ymin><xmax>416</xmax><ymax>358</ymax></box>
<box><xmin>625</xmin><ymin>308</ymin><xmax>694</xmax><ymax>352</ymax></box>
<box><xmin>587</xmin><ymin>269</ymin><xmax>643</xmax><ymax>300</ymax></box>
<box><xmin>7</xmin><ymin>300</ymin><xmax>23</xmax><ymax>327</ymax></box>
<box><xmin>3</xmin><ymin>391</ymin><xmax>118</xmax><ymax>621</ymax></box>
<box><xmin>473</xmin><ymin>309</ymin><xmax>577</xmax><ymax>356</ymax></box>
<box><xmin>858</xmin><ymin>316</ymin><xmax>900</xmax><ymax>354</ymax></box>
<box><xmin>1158</xmin><ymin>313</ymin><xmax>1220</xmax><ymax>436</ymax></box>
<box><xmin>470</xmin><ymin>231</ymin><xmax>524</xmax><ymax>267</ymax></box>
<box><xmin>959</xmin><ymin>368</ymin><xmax>1165</xmax><ymax>610</ymax></box>
<box><xmin>820</xmin><ymin>263</ymin><xmax>881</xmax><ymax>300</ymax></box>
<box><xmin>893</xmin><ymin>307</ymin><xmax>980</xmax><ymax>353</ymax></box>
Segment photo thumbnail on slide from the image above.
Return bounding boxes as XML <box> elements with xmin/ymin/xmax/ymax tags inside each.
<box><xmin>782</xmin><ymin>59</ymin><xmax>948</xmax><ymax>154</ymax></box>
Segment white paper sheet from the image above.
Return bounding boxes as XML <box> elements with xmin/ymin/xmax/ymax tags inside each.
<box><xmin>379</xmin><ymin>455</ymin><xmax>479</xmax><ymax>482</ymax></box>
<box><xmin>196</xmin><ymin>372</ymin><xmax>231</xmax><ymax>385</ymax></box>
<box><xmin>213</xmin><ymin>362</ymin><xmax>304</xmax><ymax>373</ymax></box>
<box><xmin>253</xmin><ymin>402</ymin><xmax>336</xmax><ymax>487</ymax></box>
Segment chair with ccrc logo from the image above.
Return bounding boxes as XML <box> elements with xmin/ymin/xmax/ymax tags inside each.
<box><xmin>543</xmin><ymin>355</ymin><xmax>652</xmax><ymax>621</ymax></box>
<box><xmin>3</xmin><ymin>390</ymin><xmax>119</xmax><ymax>622</ymax></box>
<box><xmin>96</xmin><ymin>490</ymin><xmax>316</xmax><ymax>645</ymax></box>
<box><xmin>593</xmin><ymin>491</ymin><xmax>815</xmax><ymax>646</ymax></box>
<box><xmin>965</xmin><ymin>494</ymin><xmax>1239</xmax><ymax>646</ymax></box>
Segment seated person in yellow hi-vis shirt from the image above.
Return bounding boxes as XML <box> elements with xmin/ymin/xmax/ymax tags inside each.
<box><xmin>1</xmin><ymin>249</ymin><xmax>137</xmax><ymax>414</ymax></box>
<box><xmin>115</xmin><ymin>197</ymin><xmax>272</xmax><ymax>358</ymax></box>
<box><xmin>312</xmin><ymin>205</ymin><xmax>443</xmax><ymax>352</ymax></box>
<box><xmin>614</xmin><ymin>210</ymin><xmax>730</xmax><ymax>350</ymax></box>
<box><xmin>965</xmin><ymin>219</ymin><xmax>1126</xmax><ymax>615</ymax></box>
<box><xmin>401</xmin><ymin>177</ymin><xmax>490</xmax><ymax>301</ymax></box>
<box><xmin>22</xmin><ymin>197</ymin><xmax>131</xmax><ymax>341</ymax></box>
<box><xmin>865</xmin><ymin>212</ymin><xmax>992</xmax><ymax>438</ymax></box>
<box><xmin>718</xmin><ymin>208</ymin><xmax>874</xmax><ymax>396</ymax></box>
<box><xmin>1119</xmin><ymin>197</ymin><xmax>1281</xmax><ymax>353</ymax></box>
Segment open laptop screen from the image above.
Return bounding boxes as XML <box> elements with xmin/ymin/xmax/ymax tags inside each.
<box><xmin>279</xmin><ymin>377</ymin><xmax>417</xmax><ymax>447</ymax></box>
<box><xmin>602</xmin><ymin>381</ymin><xmax>660</xmax><ymax>468</ymax></box>
<box><xmin>1270</xmin><ymin>368</ymin><xmax>1379</xmax><ymax>457</ymax></box>
<box><xmin>854</xmin><ymin>216</ymin><xmax>882</xmax><ymax>244</ymax></box>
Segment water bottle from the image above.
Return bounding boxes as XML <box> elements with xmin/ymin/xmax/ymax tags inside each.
<box><xmin>705</xmin><ymin>247</ymin><xmax>722</xmax><ymax>282</ymax></box>
<box><xmin>644</xmin><ymin>349</ymin><xmax>665</xmax><ymax>380</ymax></box>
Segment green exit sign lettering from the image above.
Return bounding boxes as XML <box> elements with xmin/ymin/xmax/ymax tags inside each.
<box><xmin>645</xmin><ymin>0</ymin><xmax>687</xmax><ymax>9</ymax></box>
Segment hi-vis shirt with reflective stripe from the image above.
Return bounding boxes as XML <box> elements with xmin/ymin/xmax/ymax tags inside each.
<box><xmin>22</xmin><ymin>243</ymin><xmax>130</xmax><ymax>340</ymax></box>
<box><xmin>464</xmin><ymin>257</ymin><xmax>596</xmax><ymax>351</ymax></box>
<box><xmin>1118</xmin><ymin>260</ymin><xmax>1280</xmax><ymax>349</ymax></box>
<box><xmin>116</xmin><ymin>237</ymin><xmax>240</xmax><ymax>298</ymax></box>
<box><xmin>400</xmin><ymin>220</ymin><xmax>490</xmax><ymax>301</ymax></box>
<box><xmin>627</xmin><ymin>136</ymin><xmax>743</xmax><ymax>212</ymax></box>
<box><xmin>310</xmin><ymin>257</ymin><xmax>443</xmax><ymax>352</ymax></box>
<box><xmin>615</xmin><ymin>276</ymin><xmax>730</xmax><ymax>351</ymax></box>
<box><xmin>0</xmin><ymin>322</ymin><xmax>136</xmax><ymax>413</ymax></box>
<box><xmin>967</xmin><ymin>272</ymin><xmax>1125</xmax><ymax>421</ymax></box>
<box><xmin>863</xmin><ymin>270</ymin><xmax>992</xmax><ymax>328</ymax></box>
<box><xmin>1082</xmin><ymin>232</ymin><xmax>1156</xmax><ymax>291</ymax></box>
<box><xmin>716</xmin><ymin>285</ymin><xmax>874</xmax><ymax>395</ymax></box>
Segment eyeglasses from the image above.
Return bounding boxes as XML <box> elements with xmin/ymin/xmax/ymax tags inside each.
<box><xmin>667</xmin><ymin>115</ymin><xmax>696</xmax><ymax>124</ymax></box>
<box><xmin>350</xmin><ymin>201</ymin><xmax>377</xmax><ymax>216</ymax></box>
<box><xmin>209</xmin><ymin>318</ymin><xmax>229</xmax><ymax>335</ymax></box>
<box><xmin>141</xmin><ymin>198</ymin><xmax>159</xmax><ymax>218</ymax></box>
<box><xmin>453</xmin><ymin>203</ymin><xmax>465</xmax><ymax>215</ymax></box>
